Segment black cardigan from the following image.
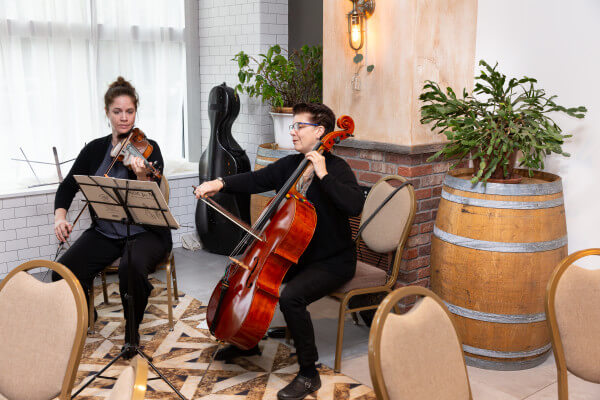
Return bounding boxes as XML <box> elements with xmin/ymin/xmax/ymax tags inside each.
<box><xmin>54</xmin><ymin>134</ymin><xmax>172</xmax><ymax>248</ymax></box>
<box><xmin>223</xmin><ymin>152</ymin><xmax>364</xmax><ymax>275</ymax></box>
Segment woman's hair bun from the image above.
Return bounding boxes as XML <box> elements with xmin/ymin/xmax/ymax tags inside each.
<box><xmin>105</xmin><ymin>76</ymin><xmax>139</xmax><ymax>110</ymax></box>
<box><xmin>109</xmin><ymin>76</ymin><xmax>133</xmax><ymax>89</ymax></box>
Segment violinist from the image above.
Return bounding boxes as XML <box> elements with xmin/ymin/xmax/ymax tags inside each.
<box><xmin>194</xmin><ymin>103</ymin><xmax>364</xmax><ymax>400</ymax></box>
<box><xmin>52</xmin><ymin>77</ymin><xmax>172</xmax><ymax>354</ymax></box>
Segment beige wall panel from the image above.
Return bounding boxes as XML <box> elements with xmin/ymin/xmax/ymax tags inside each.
<box><xmin>324</xmin><ymin>0</ymin><xmax>477</xmax><ymax>147</ymax></box>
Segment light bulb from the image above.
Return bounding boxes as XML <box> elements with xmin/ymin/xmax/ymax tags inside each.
<box><xmin>348</xmin><ymin>13</ymin><xmax>364</xmax><ymax>51</ymax></box>
<box><xmin>351</xmin><ymin>24</ymin><xmax>361</xmax><ymax>49</ymax></box>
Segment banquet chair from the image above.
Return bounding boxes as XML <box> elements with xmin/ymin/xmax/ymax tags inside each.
<box><xmin>0</xmin><ymin>260</ymin><xmax>87</xmax><ymax>400</ymax></box>
<box><xmin>107</xmin><ymin>355</ymin><xmax>148</xmax><ymax>400</ymax></box>
<box><xmin>329</xmin><ymin>174</ymin><xmax>416</xmax><ymax>372</ymax></box>
<box><xmin>369</xmin><ymin>286</ymin><xmax>472</xmax><ymax>400</ymax></box>
<box><xmin>546</xmin><ymin>248</ymin><xmax>600</xmax><ymax>399</ymax></box>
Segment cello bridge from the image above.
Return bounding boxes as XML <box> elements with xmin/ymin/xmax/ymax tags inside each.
<box><xmin>228</xmin><ymin>257</ymin><xmax>251</xmax><ymax>271</ymax></box>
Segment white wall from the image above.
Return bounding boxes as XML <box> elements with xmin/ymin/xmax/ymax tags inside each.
<box><xmin>476</xmin><ymin>0</ymin><xmax>600</xmax><ymax>261</ymax></box>
<box><xmin>198</xmin><ymin>0</ymin><xmax>288</xmax><ymax>165</ymax></box>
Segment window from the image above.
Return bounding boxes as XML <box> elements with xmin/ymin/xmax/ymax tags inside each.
<box><xmin>0</xmin><ymin>0</ymin><xmax>186</xmax><ymax>193</ymax></box>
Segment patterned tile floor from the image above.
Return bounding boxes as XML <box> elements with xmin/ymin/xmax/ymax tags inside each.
<box><xmin>72</xmin><ymin>279</ymin><xmax>376</xmax><ymax>399</ymax></box>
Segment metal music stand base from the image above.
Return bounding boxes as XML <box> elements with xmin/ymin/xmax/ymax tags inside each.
<box><xmin>70</xmin><ymin>180</ymin><xmax>187</xmax><ymax>400</ymax></box>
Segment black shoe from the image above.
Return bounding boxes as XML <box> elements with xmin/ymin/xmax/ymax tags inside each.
<box><xmin>121</xmin><ymin>343</ymin><xmax>136</xmax><ymax>360</ymax></box>
<box><xmin>267</xmin><ymin>326</ymin><xmax>287</xmax><ymax>339</ymax></box>
<box><xmin>277</xmin><ymin>373</ymin><xmax>321</xmax><ymax>400</ymax></box>
<box><xmin>214</xmin><ymin>344</ymin><xmax>261</xmax><ymax>361</ymax></box>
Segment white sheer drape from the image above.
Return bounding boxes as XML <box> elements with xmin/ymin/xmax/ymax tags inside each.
<box><xmin>0</xmin><ymin>0</ymin><xmax>185</xmax><ymax>193</ymax></box>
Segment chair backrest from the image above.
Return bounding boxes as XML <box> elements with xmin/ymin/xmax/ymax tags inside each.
<box><xmin>546</xmin><ymin>249</ymin><xmax>600</xmax><ymax>399</ymax></box>
<box><xmin>359</xmin><ymin>175</ymin><xmax>416</xmax><ymax>286</ymax></box>
<box><xmin>108</xmin><ymin>356</ymin><xmax>148</xmax><ymax>400</ymax></box>
<box><xmin>159</xmin><ymin>176</ymin><xmax>170</xmax><ymax>204</ymax></box>
<box><xmin>369</xmin><ymin>286</ymin><xmax>472</xmax><ymax>400</ymax></box>
<box><xmin>0</xmin><ymin>260</ymin><xmax>87</xmax><ymax>400</ymax></box>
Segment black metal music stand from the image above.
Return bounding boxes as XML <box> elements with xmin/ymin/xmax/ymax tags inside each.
<box><xmin>70</xmin><ymin>175</ymin><xmax>186</xmax><ymax>400</ymax></box>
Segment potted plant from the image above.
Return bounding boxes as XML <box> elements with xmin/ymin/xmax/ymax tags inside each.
<box><xmin>234</xmin><ymin>44</ymin><xmax>322</xmax><ymax>149</ymax></box>
<box><xmin>421</xmin><ymin>60</ymin><xmax>588</xmax><ymax>370</ymax></box>
<box><xmin>419</xmin><ymin>60</ymin><xmax>587</xmax><ymax>183</ymax></box>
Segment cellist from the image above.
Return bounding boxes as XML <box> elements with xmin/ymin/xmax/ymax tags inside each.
<box><xmin>194</xmin><ymin>103</ymin><xmax>364</xmax><ymax>400</ymax></box>
<box><xmin>52</xmin><ymin>77</ymin><xmax>172</xmax><ymax>356</ymax></box>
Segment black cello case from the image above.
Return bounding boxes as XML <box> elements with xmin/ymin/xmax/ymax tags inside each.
<box><xmin>195</xmin><ymin>83</ymin><xmax>251</xmax><ymax>255</ymax></box>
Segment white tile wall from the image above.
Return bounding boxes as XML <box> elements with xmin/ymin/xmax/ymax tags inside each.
<box><xmin>0</xmin><ymin>173</ymin><xmax>199</xmax><ymax>279</ymax></box>
<box><xmin>198</xmin><ymin>0</ymin><xmax>289</xmax><ymax>166</ymax></box>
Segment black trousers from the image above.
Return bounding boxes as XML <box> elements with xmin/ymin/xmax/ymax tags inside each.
<box><xmin>53</xmin><ymin>227</ymin><xmax>169</xmax><ymax>329</ymax></box>
<box><xmin>279</xmin><ymin>252</ymin><xmax>355</xmax><ymax>369</ymax></box>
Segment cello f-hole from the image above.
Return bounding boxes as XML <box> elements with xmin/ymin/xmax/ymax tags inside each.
<box><xmin>245</xmin><ymin>257</ymin><xmax>259</xmax><ymax>288</ymax></box>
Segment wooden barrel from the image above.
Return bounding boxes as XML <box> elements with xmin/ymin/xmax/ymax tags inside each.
<box><xmin>431</xmin><ymin>168</ymin><xmax>567</xmax><ymax>370</ymax></box>
<box><xmin>250</xmin><ymin>143</ymin><xmax>296</xmax><ymax>224</ymax></box>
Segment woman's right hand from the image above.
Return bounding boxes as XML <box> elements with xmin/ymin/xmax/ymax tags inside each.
<box><xmin>54</xmin><ymin>208</ymin><xmax>72</xmax><ymax>243</ymax></box>
<box><xmin>194</xmin><ymin>179</ymin><xmax>224</xmax><ymax>199</ymax></box>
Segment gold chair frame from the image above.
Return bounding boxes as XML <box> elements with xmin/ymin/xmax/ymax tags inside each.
<box><xmin>545</xmin><ymin>248</ymin><xmax>600</xmax><ymax>400</ymax></box>
<box><xmin>329</xmin><ymin>174</ymin><xmax>416</xmax><ymax>373</ymax></box>
<box><xmin>88</xmin><ymin>176</ymin><xmax>179</xmax><ymax>332</ymax></box>
<box><xmin>368</xmin><ymin>286</ymin><xmax>472</xmax><ymax>400</ymax></box>
<box><xmin>0</xmin><ymin>260</ymin><xmax>88</xmax><ymax>400</ymax></box>
<box><xmin>131</xmin><ymin>355</ymin><xmax>149</xmax><ymax>400</ymax></box>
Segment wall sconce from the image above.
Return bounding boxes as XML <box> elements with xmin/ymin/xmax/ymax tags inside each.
<box><xmin>348</xmin><ymin>0</ymin><xmax>375</xmax><ymax>51</ymax></box>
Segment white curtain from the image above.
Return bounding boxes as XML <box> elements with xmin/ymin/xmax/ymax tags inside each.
<box><xmin>0</xmin><ymin>0</ymin><xmax>185</xmax><ymax>193</ymax></box>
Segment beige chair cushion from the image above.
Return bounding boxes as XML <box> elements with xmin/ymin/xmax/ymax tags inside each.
<box><xmin>335</xmin><ymin>261</ymin><xmax>387</xmax><ymax>293</ymax></box>
<box><xmin>380</xmin><ymin>297</ymin><xmax>470</xmax><ymax>400</ymax></box>
<box><xmin>555</xmin><ymin>265</ymin><xmax>600</xmax><ymax>382</ymax></box>
<box><xmin>0</xmin><ymin>272</ymin><xmax>78</xmax><ymax>400</ymax></box>
<box><xmin>108</xmin><ymin>366</ymin><xmax>135</xmax><ymax>400</ymax></box>
<box><xmin>361</xmin><ymin>180</ymin><xmax>411</xmax><ymax>254</ymax></box>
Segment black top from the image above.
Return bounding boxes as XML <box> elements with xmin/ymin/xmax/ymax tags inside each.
<box><xmin>54</xmin><ymin>134</ymin><xmax>172</xmax><ymax>248</ymax></box>
<box><xmin>223</xmin><ymin>152</ymin><xmax>364</xmax><ymax>276</ymax></box>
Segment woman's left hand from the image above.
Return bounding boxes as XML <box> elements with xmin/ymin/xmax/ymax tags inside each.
<box><xmin>131</xmin><ymin>156</ymin><xmax>151</xmax><ymax>180</ymax></box>
<box><xmin>305</xmin><ymin>151</ymin><xmax>328</xmax><ymax>179</ymax></box>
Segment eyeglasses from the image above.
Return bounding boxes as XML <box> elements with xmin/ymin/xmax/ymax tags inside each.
<box><xmin>289</xmin><ymin>122</ymin><xmax>319</xmax><ymax>131</ymax></box>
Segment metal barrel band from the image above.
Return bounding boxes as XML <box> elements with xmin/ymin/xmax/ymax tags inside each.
<box><xmin>462</xmin><ymin>343</ymin><xmax>552</xmax><ymax>359</ymax></box>
<box><xmin>464</xmin><ymin>353</ymin><xmax>551</xmax><ymax>371</ymax></box>
<box><xmin>443</xmin><ymin>300</ymin><xmax>546</xmax><ymax>324</ymax></box>
<box><xmin>441</xmin><ymin>189</ymin><xmax>564</xmax><ymax>210</ymax></box>
<box><xmin>433</xmin><ymin>226</ymin><xmax>568</xmax><ymax>253</ymax></box>
<box><xmin>258</xmin><ymin>146</ymin><xmax>296</xmax><ymax>159</ymax></box>
<box><xmin>255</xmin><ymin>158</ymin><xmax>273</xmax><ymax>167</ymax></box>
<box><xmin>443</xmin><ymin>174</ymin><xmax>563</xmax><ymax>196</ymax></box>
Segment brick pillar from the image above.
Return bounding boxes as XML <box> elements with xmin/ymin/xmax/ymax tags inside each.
<box><xmin>333</xmin><ymin>140</ymin><xmax>465</xmax><ymax>309</ymax></box>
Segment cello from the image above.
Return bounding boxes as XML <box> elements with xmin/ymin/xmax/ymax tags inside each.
<box><xmin>205</xmin><ymin>116</ymin><xmax>355</xmax><ymax>349</ymax></box>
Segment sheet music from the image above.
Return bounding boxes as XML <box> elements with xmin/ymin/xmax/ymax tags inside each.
<box><xmin>74</xmin><ymin>175</ymin><xmax>180</xmax><ymax>229</ymax></box>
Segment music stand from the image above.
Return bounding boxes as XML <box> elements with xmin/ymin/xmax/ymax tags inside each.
<box><xmin>70</xmin><ymin>175</ymin><xmax>186</xmax><ymax>400</ymax></box>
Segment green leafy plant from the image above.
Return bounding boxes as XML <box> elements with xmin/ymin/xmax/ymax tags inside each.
<box><xmin>420</xmin><ymin>60</ymin><xmax>587</xmax><ymax>183</ymax></box>
<box><xmin>234</xmin><ymin>44</ymin><xmax>322</xmax><ymax>109</ymax></box>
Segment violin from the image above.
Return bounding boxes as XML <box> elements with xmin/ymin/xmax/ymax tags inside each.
<box><xmin>108</xmin><ymin>128</ymin><xmax>162</xmax><ymax>179</ymax></box>
<box><xmin>204</xmin><ymin>115</ymin><xmax>355</xmax><ymax>350</ymax></box>
<box><xmin>54</xmin><ymin>128</ymin><xmax>161</xmax><ymax>249</ymax></box>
